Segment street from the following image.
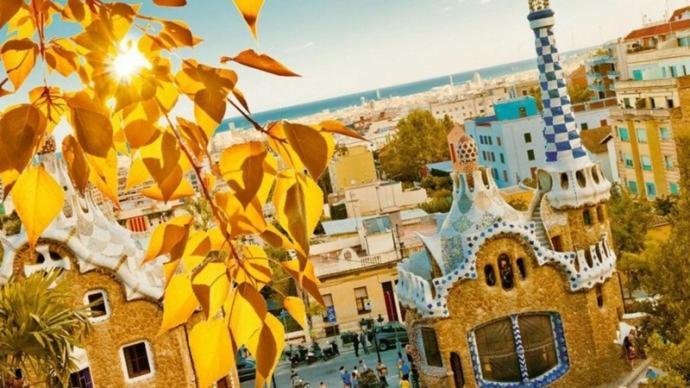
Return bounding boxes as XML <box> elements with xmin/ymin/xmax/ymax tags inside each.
<box><xmin>241</xmin><ymin>345</ymin><xmax>404</xmax><ymax>388</ymax></box>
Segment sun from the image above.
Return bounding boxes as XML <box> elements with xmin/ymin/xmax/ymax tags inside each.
<box><xmin>112</xmin><ymin>39</ymin><xmax>151</xmax><ymax>81</ymax></box>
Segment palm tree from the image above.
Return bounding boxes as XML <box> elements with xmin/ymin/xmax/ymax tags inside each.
<box><xmin>0</xmin><ymin>270</ymin><xmax>91</xmax><ymax>386</ymax></box>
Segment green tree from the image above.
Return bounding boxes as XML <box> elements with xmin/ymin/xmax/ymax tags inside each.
<box><xmin>607</xmin><ymin>185</ymin><xmax>654</xmax><ymax>255</ymax></box>
<box><xmin>380</xmin><ymin>110</ymin><xmax>452</xmax><ymax>182</ymax></box>
<box><xmin>568</xmin><ymin>83</ymin><xmax>594</xmax><ymax>104</ymax></box>
<box><xmin>0</xmin><ymin>271</ymin><xmax>91</xmax><ymax>386</ymax></box>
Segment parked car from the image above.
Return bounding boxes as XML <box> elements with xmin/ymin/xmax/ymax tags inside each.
<box><xmin>237</xmin><ymin>358</ymin><xmax>256</xmax><ymax>382</ymax></box>
<box><xmin>374</xmin><ymin>322</ymin><xmax>409</xmax><ymax>351</ymax></box>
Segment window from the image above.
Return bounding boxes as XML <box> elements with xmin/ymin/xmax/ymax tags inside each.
<box><xmin>500</xmin><ymin>154</ymin><xmax>505</xmax><ymax>164</ymax></box>
<box><xmin>322</xmin><ymin>294</ymin><xmax>337</xmax><ymax>323</ymax></box>
<box><xmin>670</xmin><ymin>183</ymin><xmax>680</xmax><ymax>195</ymax></box>
<box><xmin>551</xmin><ymin>235</ymin><xmax>563</xmax><ymax>252</ymax></box>
<box><xmin>623</xmin><ymin>154</ymin><xmax>634</xmax><ymax>169</ymax></box>
<box><xmin>121</xmin><ymin>342</ymin><xmax>153</xmax><ymax>380</ymax></box>
<box><xmin>516</xmin><ymin>258</ymin><xmax>527</xmax><ymax>280</ymax></box>
<box><xmin>450</xmin><ymin>144</ymin><xmax>457</xmax><ymax>163</ymax></box>
<box><xmin>84</xmin><ymin>290</ymin><xmax>109</xmax><ymax>322</ymax></box>
<box><xmin>471</xmin><ymin>314</ymin><xmax>566</xmax><ymax>385</ymax></box>
<box><xmin>628</xmin><ymin>181</ymin><xmax>638</xmax><ymax>194</ymax></box>
<box><xmin>497</xmin><ymin>137</ymin><xmax>502</xmax><ymax>146</ymax></box>
<box><xmin>600</xmin><ymin>119</ymin><xmax>608</xmax><ymax>127</ymax></box>
<box><xmin>354</xmin><ymin>287</ymin><xmax>370</xmax><ymax>314</ymax></box>
<box><xmin>527</xmin><ymin>150</ymin><xmax>535</xmax><ymax>161</ymax></box>
<box><xmin>450</xmin><ymin>352</ymin><xmax>465</xmax><ymax>388</ymax></box>
<box><xmin>636</xmin><ymin>128</ymin><xmax>647</xmax><ymax>143</ymax></box>
<box><xmin>524</xmin><ymin>133</ymin><xmax>532</xmax><ymax>143</ymax></box>
<box><xmin>69</xmin><ymin>368</ymin><xmax>93</xmax><ymax>388</ymax></box>
<box><xmin>420</xmin><ymin>327</ymin><xmax>443</xmax><ymax>367</ymax></box>
<box><xmin>618</xmin><ymin>127</ymin><xmax>630</xmax><ymax>142</ymax></box>
<box><xmin>596</xmin><ymin>206</ymin><xmax>605</xmax><ymax>223</ymax></box>
<box><xmin>645</xmin><ymin>182</ymin><xmax>657</xmax><ymax>198</ymax></box>
<box><xmin>583</xmin><ymin>209</ymin><xmax>593</xmax><ymax>226</ymax></box>
<box><xmin>671</xmin><ymin>66</ymin><xmax>678</xmax><ymax>78</ymax></box>
<box><xmin>641</xmin><ymin>155</ymin><xmax>652</xmax><ymax>171</ymax></box>
<box><xmin>664</xmin><ymin>155</ymin><xmax>674</xmax><ymax>170</ymax></box>
<box><xmin>503</xmin><ymin>170</ymin><xmax>509</xmax><ymax>182</ymax></box>
<box><xmin>484</xmin><ymin>265</ymin><xmax>497</xmax><ymax>287</ymax></box>
<box><xmin>659</xmin><ymin>127</ymin><xmax>671</xmax><ymax>141</ymax></box>
<box><xmin>596</xmin><ymin>285</ymin><xmax>604</xmax><ymax>308</ymax></box>
<box><xmin>519</xmin><ymin>107</ymin><xmax>527</xmax><ymax>118</ymax></box>
<box><xmin>581</xmin><ymin>123</ymin><xmax>589</xmax><ymax>130</ymax></box>
<box><xmin>498</xmin><ymin>254</ymin><xmax>514</xmax><ymax>290</ymax></box>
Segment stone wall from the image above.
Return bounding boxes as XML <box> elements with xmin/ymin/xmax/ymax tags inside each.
<box><xmin>405</xmin><ymin>235</ymin><xmax>627</xmax><ymax>388</ymax></box>
<box><xmin>13</xmin><ymin>241</ymin><xmax>197</xmax><ymax>387</ymax></box>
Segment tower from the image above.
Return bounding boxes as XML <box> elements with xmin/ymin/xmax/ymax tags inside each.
<box><xmin>395</xmin><ymin>3</ymin><xmax>628</xmax><ymax>387</ymax></box>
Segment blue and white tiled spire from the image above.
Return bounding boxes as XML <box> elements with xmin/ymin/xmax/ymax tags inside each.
<box><xmin>528</xmin><ymin>0</ymin><xmax>588</xmax><ymax>168</ymax></box>
<box><xmin>526</xmin><ymin>0</ymin><xmax>611</xmax><ymax>209</ymax></box>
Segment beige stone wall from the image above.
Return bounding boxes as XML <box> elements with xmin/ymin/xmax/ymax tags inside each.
<box><xmin>406</xmin><ymin>235</ymin><xmax>627</xmax><ymax>388</ymax></box>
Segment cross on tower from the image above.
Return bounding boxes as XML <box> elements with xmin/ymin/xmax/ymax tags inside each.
<box><xmin>528</xmin><ymin>0</ymin><xmax>550</xmax><ymax>12</ymax></box>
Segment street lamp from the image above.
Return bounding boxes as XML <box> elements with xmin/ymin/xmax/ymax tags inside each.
<box><xmin>373</xmin><ymin>314</ymin><xmax>384</xmax><ymax>363</ymax></box>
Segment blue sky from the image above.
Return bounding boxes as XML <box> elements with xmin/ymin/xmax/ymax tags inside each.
<box><xmin>2</xmin><ymin>0</ymin><xmax>689</xmax><ymax>116</ymax></box>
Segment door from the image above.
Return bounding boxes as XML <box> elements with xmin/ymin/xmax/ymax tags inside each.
<box><xmin>450</xmin><ymin>352</ymin><xmax>465</xmax><ymax>388</ymax></box>
<box><xmin>381</xmin><ymin>281</ymin><xmax>399</xmax><ymax>322</ymax></box>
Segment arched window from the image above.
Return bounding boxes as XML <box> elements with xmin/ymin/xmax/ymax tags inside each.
<box><xmin>583</xmin><ymin>209</ymin><xmax>593</xmax><ymax>226</ymax></box>
<box><xmin>516</xmin><ymin>258</ymin><xmax>527</xmax><ymax>280</ymax></box>
<box><xmin>595</xmin><ymin>245</ymin><xmax>604</xmax><ymax>263</ymax></box>
<box><xmin>471</xmin><ymin>313</ymin><xmax>566</xmax><ymax>385</ymax></box>
<box><xmin>560</xmin><ymin>173</ymin><xmax>569</xmax><ymax>189</ymax></box>
<box><xmin>498</xmin><ymin>254</ymin><xmax>514</xmax><ymax>290</ymax></box>
<box><xmin>596</xmin><ymin>285</ymin><xmax>604</xmax><ymax>307</ymax></box>
<box><xmin>484</xmin><ymin>265</ymin><xmax>497</xmax><ymax>287</ymax></box>
<box><xmin>450</xmin><ymin>352</ymin><xmax>465</xmax><ymax>388</ymax></box>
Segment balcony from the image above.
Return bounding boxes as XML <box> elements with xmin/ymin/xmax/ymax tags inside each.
<box><xmin>586</xmin><ymin>55</ymin><xmax>615</xmax><ymax>66</ymax></box>
<box><xmin>314</xmin><ymin>251</ymin><xmax>401</xmax><ymax>278</ymax></box>
<box><xmin>610</xmin><ymin>106</ymin><xmax>672</xmax><ymax>120</ymax></box>
<box><xmin>589</xmin><ymin>83</ymin><xmax>606</xmax><ymax>93</ymax></box>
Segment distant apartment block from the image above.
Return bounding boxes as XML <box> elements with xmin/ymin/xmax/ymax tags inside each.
<box><xmin>429</xmin><ymin>84</ymin><xmax>510</xmax><ymax>122</ymax></box>
<box><xmin>608</xmin><ymin>6</ymin><xmax>690</xmax><ymax>198</ymax></box>
<box><xmin>328</xmin><ymin>145</ymin><xmax>378</xmax><ymax>193</ymax></box>
<box><xmin>464</xmin><ymin>97</ymin><xmax>614</xmax><ymax>187</ymax></box>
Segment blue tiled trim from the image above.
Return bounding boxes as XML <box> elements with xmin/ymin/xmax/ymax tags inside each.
<box><xmin>467</xmin><ymin>312</ymin><xmax>570</xmax><ymax>388</ymax></box>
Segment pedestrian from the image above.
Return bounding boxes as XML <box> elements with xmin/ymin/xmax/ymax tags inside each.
<box><xmin>360</xmin><ymin>331</ymin><xmax>369</xmax><ymax>354</ymax></box>
<box><xmin>377</xmin><ymin>360</ymin><xmax>389</xmax><ymax>387</ymax></box>
<box><xmin>351</xmin><ymin>371</ymin><xmax>359</xmax><ymax>388</ymax></box>
<box><xmin>353</xmin><ymin>365</ymin><xmax>359</xmax><ymax>377</ymax></box>
<box><xmin>320</xmin><ymin>382</ymin><xmax>328</xmax><ymax>388</ymax></box>
<box><xmin>359</xmin><ymin>359</ymin><xmax>369</xmax><ymax>372</ymax></box>
<box><xmin>340</xmin><ymin>366</ymin><xmax>351</xmax><ymax>388</ymax></box>
<box><xmin>400</xmin><ymin>360</ymin><xmax>410</xmax><ymax>381</ymax></box>
<box><xmin>623</xmin><ymin>329</ymin><xmax>638</xmax><ymax>369</ymax></box>
<box><xmin>353</xmin><ymin>332</ymin><xmax>360</xmax><ymax>357</ymax></box>
<box><xmin>399</xmin><ymin>375</ymin><xmax>410</xmax><ymax>388</ymax></box>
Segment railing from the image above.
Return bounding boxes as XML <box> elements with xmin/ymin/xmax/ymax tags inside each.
<box><xmin>314</xmin><ymin>251</ymin><xmax>401</xmax><ymax>277</ymax></box>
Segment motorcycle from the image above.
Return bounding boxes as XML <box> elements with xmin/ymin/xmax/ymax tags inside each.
<box><xmin>322</xmin><ymin>340</ymin><xmax>340</xmax><ymax>360</ymax></box>
<box><xmin>289</xmin><ymin>344</ymin><xmax>309</xmax><ymax>368</ymax></box>
<box><xmin>306</xmin><ymin>342</ymin><xmax>323</xmax><ymax>364</ymax></box>
<box><xmin>290</xmin><ymin>370</ymin><xmax>311</xmax><ymax>388</ymax></box>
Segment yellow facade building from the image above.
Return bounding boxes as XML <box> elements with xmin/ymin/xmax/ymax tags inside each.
<box><xmin>328</xmin><ymin>145</ymin><xmax>378</xmax><ymax>193</ymax></box>
<box><xmin>611</xmin><ymin>78</ymin><xmax>681</xmax><ymax>198</ymax></box>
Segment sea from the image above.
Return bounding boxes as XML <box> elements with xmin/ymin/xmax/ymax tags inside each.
<box><xmin>218</xmin><ymin>47</ymin><xmax>593</xmax><ymax>132</ymax></box>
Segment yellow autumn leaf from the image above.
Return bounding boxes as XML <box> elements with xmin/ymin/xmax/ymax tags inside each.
<box><xmin>273</xmin><ymin>171</ymin><xmax>323</xmax><ymax>257</ymax></box>
<box><xmin>189</xmin><ymin>319</ymin><xmax>235</xmax><ymax>388</ymax></box>
<box><xmin>154</xmin><ymin>0</ymin><xmax>187</xmax><ymax>6</ymax></box>
<box><xmin>0</xmin><ymin>104</ymin><xmax>47</xmax><ymax>174</ymax></box>
<box><xmin>44</xmin><ymin>39</ymin><xmax>79</xmax><ymax>77</ymax></box>
<box><xmin>282</xmin><ymin>259</ymin><xmax>324</xmax><ymax>306</ymax></box>
<box><xmin>221</xmin><ymin>49</ymin><xmax>299</xmax><ymax>77</ymax></box>
<box><xmin>124</xmin><ymin>119</ymin><xmax>161</xmax><ymax>149</ymax></box>
<box><xmin>319</xmin><ymin>120</ymin><xmax>367</xmax><ymax>141</ymax></box>
<box><xmin>61</xmin><ymin>135</ymin><xmax>90</xmax><ymax>194</ymax></box>
<box><xmin>283</xmin><ymin>296</ymin><xmax>307</xmax><ymax>330</ymax></box>
<box><xmin>28</xmin><ymin>86</ymin><xmax>66</xmax><ymax>133</ymax></box>
<box><xmin>0</xmin><ymin>170</ymin><xmax>19</xmax><ymax>199</ymax></box>
<box><xmin>250</xmin><ymin>313</ymin><xmax>284</xmax><ymax>387</ymax></box>
<box><xmin>1</xmin><ymin>38</ymin><xmax>38</xmax><ymax>90</ymax></box>
<box><xmin>0</xmin><ymin>0</ymin><xmax>22</xmax><ymax>31</ymax></box>
<box><xmin>283</xmin><ymin>122</ymin><xmax>335</xmax><ymax>178</ymax></box>
<box><xmin>234</xmin><ymin>244</ymin><xmax>271</xmax><ymax>285</ymax></box>
<box><xmin>192</xmin><ymin>262</ymin><xmax>231</xmax><ymax>318</ymax></box>
<box><xmin>227</xmin><ymin>283</ymin><xmax>267</xmax><ymax>345</ymax></box>
<box><xmin>219</xmin><ymin>141</ymin><xmax>277</xmax><ymax>207</ymax></box>
<box><xmin>85</xmin><ymin>150</ymin><xmax>120</xmax><ymax>206</ymax></box>
<box><xmin>12</xmin><ymin>166</ymin><xmax>65</xmax><ymax>247</ymax></box>
<box><xmin>231</xmin><ymin>0</ymin><xmax>265</xmax><ymax>38</ymax></box>
<box><xmin>160</xmin><ymin>274</ymin><xmax>199</xmax><ymax>333</ymax></box>
<box><xmin>126</xmin><ymin>156</ymin><xmax>150</xmax><ymax>189</ymax></box>
<box><xmin>143</xmin><ymin>215</ymin><xmax>193</xmax><ymax>263</ymax></box>
<box><xmin>66</xmin><ymin>91</ymin><xmax>114</xmax><ymax>158</ymax></box>
<box><xmin>194</xmin><ymin>89</ymin><xmax>226</xmax><ymax>135</ymax></box>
